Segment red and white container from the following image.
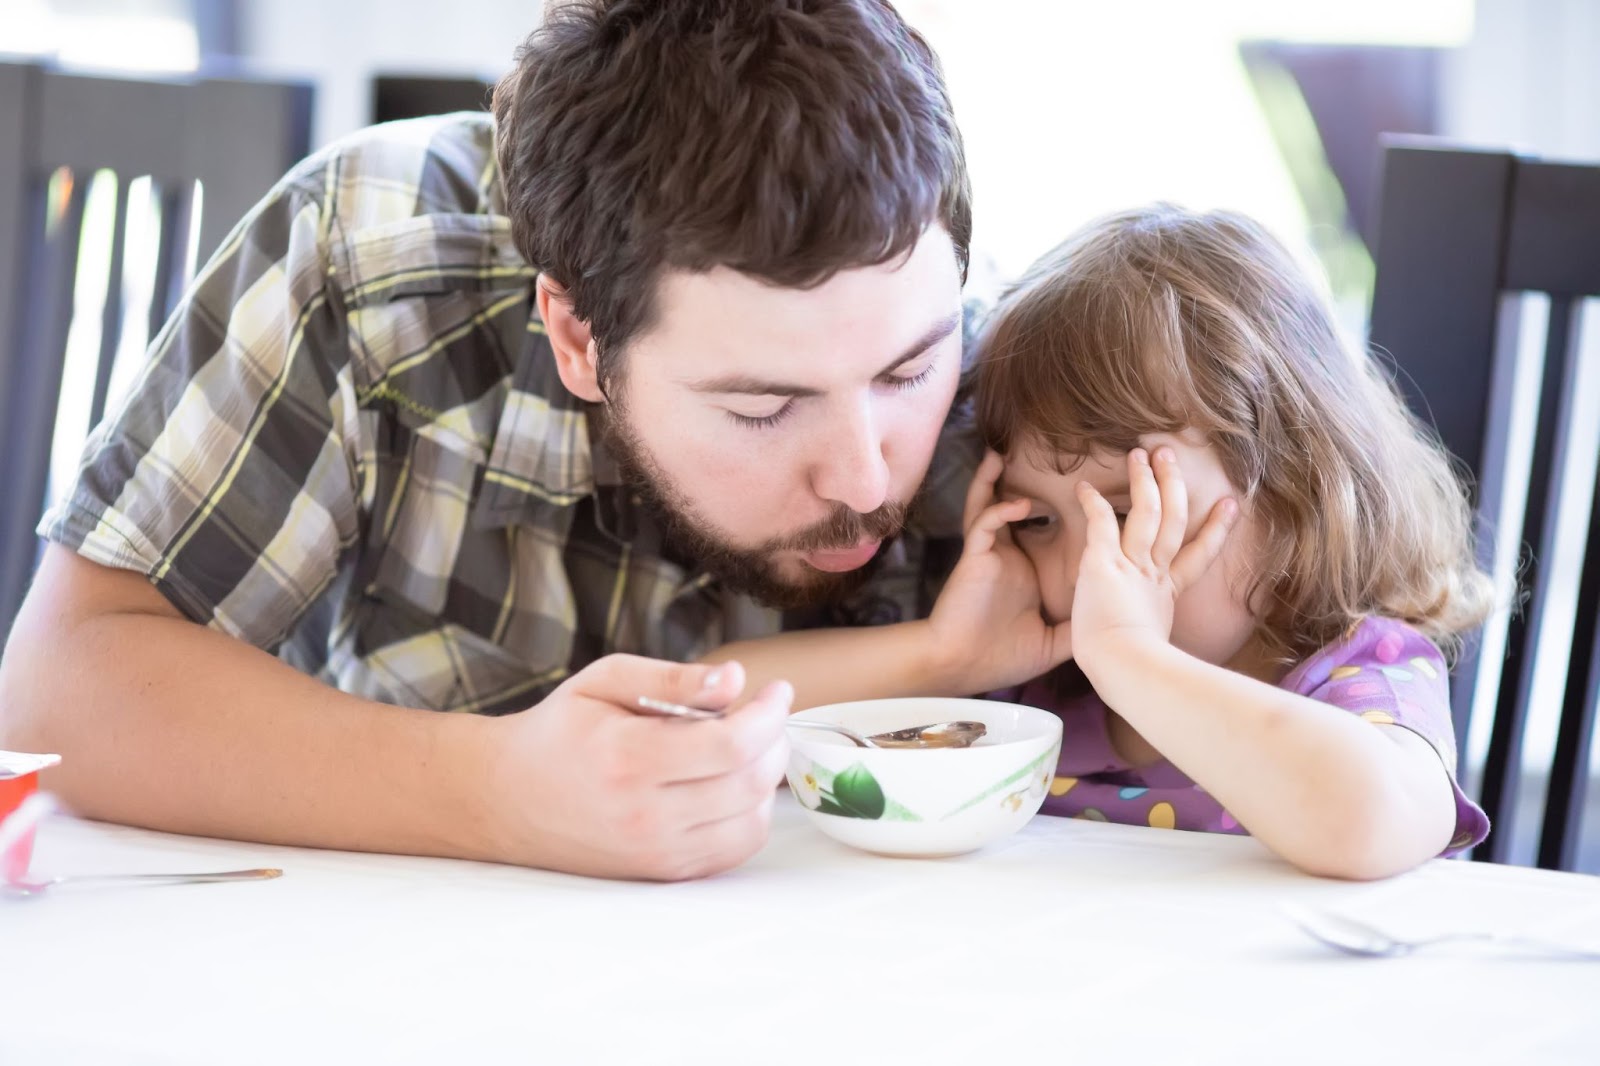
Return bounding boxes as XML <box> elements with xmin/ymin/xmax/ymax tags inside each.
<box><xmin>0</xmin><ymin>751</ymin><xmax>61</xmax><ymax>879</ymax></box>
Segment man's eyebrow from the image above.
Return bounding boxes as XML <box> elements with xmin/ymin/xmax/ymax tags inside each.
<box><xmin>683</xmin><ymin>310</ymin><xmax>962</xmax><ymax>397</ymax></box>
<box><xmin>874</xmin><ymin>310</ymin><xmax>962</xmax><ymax>378</ymax></box>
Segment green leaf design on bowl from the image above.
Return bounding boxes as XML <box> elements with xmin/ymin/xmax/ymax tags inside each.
<box><xmin>830</xmin><ymin>762</ymin><xmax>886</xmax><ymax>819</ymax></box>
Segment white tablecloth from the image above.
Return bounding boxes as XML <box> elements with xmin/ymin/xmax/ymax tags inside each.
<box><xmin>3</xmin><ymin>794</ymin><xmax>1597</xmax><ymax>1065</ymax></box>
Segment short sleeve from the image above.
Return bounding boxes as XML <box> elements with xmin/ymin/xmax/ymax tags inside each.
<box><xmin>1291</xmin><ymin>618</ymin><xmax>1490</xmax><ymax>856</ymax></box>
<box><xmin>38</xmin><ymin>157</ymin><xmax>363</xmax><ymax>652</ymax></box>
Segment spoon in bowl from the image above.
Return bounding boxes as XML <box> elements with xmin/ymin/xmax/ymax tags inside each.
<box><xmin>634</xmin><ymin>697</ymin><xmax>987</xmax><ymax>748</ymax></box>
<box><xmin>786</xmin><ymin>719</ymin><xmax>987</xmax><ymax>749</ymax></box>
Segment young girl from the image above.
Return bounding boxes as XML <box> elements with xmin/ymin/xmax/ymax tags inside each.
<box><xmin>714</xmin><ymin>204</ymin><xmax>1493</xmax><ymax>880</ymax></box>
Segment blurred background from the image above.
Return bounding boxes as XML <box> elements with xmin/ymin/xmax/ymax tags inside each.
<box><xmin>13</xmin><ymin>1</ymin><xmax>1600</xmax><ymax>308</ymax></box>
<box><xmin>4</xmin><ymin>0</ymin><xmax>1599</xmax><ymax>870</ymax></box>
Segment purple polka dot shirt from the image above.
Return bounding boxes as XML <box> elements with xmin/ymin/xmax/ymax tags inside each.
<box><xmin>999</xmin><ymin>617</ymin><xmax>1490</xmax><ymax>857</ymax></box>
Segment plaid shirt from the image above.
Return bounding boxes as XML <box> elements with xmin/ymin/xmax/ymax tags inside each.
<box><xmin>41</xmin><ymin>113</ymin><xmax>979</xmax><ymax>715</ymax></box>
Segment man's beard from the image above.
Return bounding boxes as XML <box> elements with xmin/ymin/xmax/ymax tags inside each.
<box><xmin>602</xmin><ymin>408</ymin><xmax>909</xmax><ymax>611</ymax></box>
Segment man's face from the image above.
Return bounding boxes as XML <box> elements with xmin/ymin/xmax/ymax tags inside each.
<box><xmin>605</xmin><ymin>227</ymin><xmax>964</xmax><ymax>609</ymax></box>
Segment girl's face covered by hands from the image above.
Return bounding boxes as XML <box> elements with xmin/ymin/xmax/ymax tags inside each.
<box><xmin>1000</xmin><ymin>429</ymin><xmax>1269</xmax><ymax>677</ymax></box>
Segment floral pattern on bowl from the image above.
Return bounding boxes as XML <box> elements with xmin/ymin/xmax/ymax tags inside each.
<box><xmin>787</xmin><ymin>743</ymin><xmax>1061</xmax><ymax>823</ymax></box>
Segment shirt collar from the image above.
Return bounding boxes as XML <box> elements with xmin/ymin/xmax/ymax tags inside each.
<box><xmin>471</xmin><ymin>314</ymin><xmax>593</xmax><ymax>529</ymax></box>
<box><xmin>469</xmin><ymin>313</ymin><xmax>642</xmax><ymax>545</ymax></box>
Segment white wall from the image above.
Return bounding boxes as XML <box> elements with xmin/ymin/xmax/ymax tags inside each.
<box><xmin>1443</xmin><ymin>0</ymin><xmax>1600</xmax><ymax>159</ymax></box>
<box><xmin>237</xmin><ymin>0</ymin><xmax>544</xmax><ymax>149</ymax></box>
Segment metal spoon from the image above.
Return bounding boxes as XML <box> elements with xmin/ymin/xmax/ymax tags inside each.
<box><xmin>1283</xmin><ymin>904</ymin><xmax>1600</xmax><ymax>961</ymax></box>
<box><xmin>786</xmin><ymin>719</ymin><xmax>987</xmax><ymax>749</ymax></box>
<box><xmin>5</xmin><ymin>868</ymin><xmax>283</xmax><ymax>898</ymax></box>
<box><xmin>0</xmin><ymin>793</ymin><xmax>283</xmax><ymax>899</ymax></box>
<box><xmin>634</xmin><ymin>697</ymin><xmax>986</xmax><ymax>749</ymax></box>
<box><xmin>635</xmin><ymin>696</ymin><xmax>724</xmax><ymax>721</ymax></box>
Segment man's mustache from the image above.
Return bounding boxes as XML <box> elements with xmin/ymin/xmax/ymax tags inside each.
<box><xmin>770</xmin><ymin>500</ymin><xmax>909</xmax><ymax>554</ymax></box>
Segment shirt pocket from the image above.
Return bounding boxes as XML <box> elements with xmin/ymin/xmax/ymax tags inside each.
<box><xmin>352</xmin><ymin>429</ymin><xmax>576</xmax><ymax>711</ymax></box>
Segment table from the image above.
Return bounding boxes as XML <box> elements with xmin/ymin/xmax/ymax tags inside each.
<box><xmin>4</xmin><ymin>794</ymin><xmax>1598</xmax><ymax>1064</ymax></box>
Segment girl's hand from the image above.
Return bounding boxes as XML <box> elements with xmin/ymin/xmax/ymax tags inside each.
<box><xmin>1070</xmin><ymin>448</ymin><xmax>1236</xmax><ymax>682</ymax></box>
<box><xmin>926</xmin><ymin>451</ymin><xmax>1074</xmax><ymax>693</ymax></box>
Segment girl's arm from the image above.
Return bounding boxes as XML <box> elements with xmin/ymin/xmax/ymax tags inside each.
<box><xmin>705</xmin><ymin>453</ymin><xmax>1074</xmax><ymax>710</ymax></box>
<box><xmin>1088</xmin><ymin>642</ymin><xmax>1455</xmax><ymax>880</ymax></box>
<box><xmin>1071</xmin><ymin>448</ymin><xmax>1454</xmax><ymax>880</ymax></box>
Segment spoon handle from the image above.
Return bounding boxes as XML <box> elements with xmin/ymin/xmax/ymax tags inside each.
<box><xmin>1441</xmin><ymin>933</ymin><xmax>1600</xmax><ymax>961</ymax></box>
<box><xmin>58</xmin><ymin>868</ymin><xmax>282</xmax><ymax>885</ymax></box>
<box><xmin>634</xmin><ymin>696</ymin><xmax>723</xmax><ymax>721</ymax></box>
<box><xmin>783</xmin><ymin>720</ymin><xmax>872</xmax><ymax>747</ymax></box>
<box><xmin>7</xmin><ymin>868</ymin><xmax>283</xmax><ymax>895</ymax></box>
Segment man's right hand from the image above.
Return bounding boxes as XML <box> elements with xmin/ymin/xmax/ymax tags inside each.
<box><xmin>487</xmin><ymin>656</ymin><xmax>793</xmax><ymax>881</ymax></box>
<box><xmin>923</xmin><ymin>450</ymin><xmax>1074</xmax><ymax>694</ymax></box>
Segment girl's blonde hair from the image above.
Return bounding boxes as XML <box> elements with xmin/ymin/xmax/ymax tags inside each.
<box><xmin>977</xmin><ymin>204</ymin><xmax>1493</xmax><ymax>661</ymax></box>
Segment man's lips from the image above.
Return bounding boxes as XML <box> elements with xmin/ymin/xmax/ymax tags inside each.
<box><xmin>799</xmin><ymin>540</ymin><xmax>883</xmax><ymax>573</ymax></box>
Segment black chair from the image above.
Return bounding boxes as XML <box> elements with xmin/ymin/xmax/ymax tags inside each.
<box><xmin>0</xmin><ymin>60</ymin><xmax>313</xmax><ymax>645</ymax></box>
<box><xmin>1369</xmin><ymin>138</ymin><xmax>1600</xmax><ymax>871</ymax></box>
<box><xmin>371</xmin><ymin>75</ymin><xmax>496</xmax><ymax>125</ymax></box>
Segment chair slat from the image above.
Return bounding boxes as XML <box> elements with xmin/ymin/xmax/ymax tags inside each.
<box><xmin>1477</xmin><ymin>298</ymin><xmax>1585</xmax><ymax>863</ymax></box>
<box><xmin>89</xmin><ymin>176</ymin><xmax>130</xmax><ymax>429</ymax></box>
<box><xmin>1538</xmin><ymin>437</ymin><xmax>1600</xmax><ymax>869</ymax></box>
<box><xmin>148</xmin><ymin>180</ymin><xmax>194</xmax><ymax>339</ymax></box>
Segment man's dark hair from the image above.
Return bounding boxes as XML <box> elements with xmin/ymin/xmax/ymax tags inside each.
<box><xmin>493</xmin><ymin>0</ymin><xmax>971</xmax><ymax>392</ymax></box>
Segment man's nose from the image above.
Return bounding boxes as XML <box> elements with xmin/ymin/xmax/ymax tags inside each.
<box><xmin>809</xmin><ymin>396</ymin><xmax>890</xmax><ymax>516</ymax></box>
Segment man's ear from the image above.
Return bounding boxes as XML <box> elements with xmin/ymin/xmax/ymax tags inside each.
<box><xmin>537</xmin><ymin>275</ymin><xmax>605</xmax><ymax>402</ymax></box>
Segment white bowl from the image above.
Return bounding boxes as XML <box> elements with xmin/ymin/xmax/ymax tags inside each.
<box><xmin>785</xmin><ymin>697</ymin><xmax>1063</xmax><ymax>857</ymax></box>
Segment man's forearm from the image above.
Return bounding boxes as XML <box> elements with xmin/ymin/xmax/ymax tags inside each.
<box><xmin>705</xmin><ymin>621</ymin><xmax>968</xmax><ymax>711</ymax></box>
<box><xmin>0</xmin><ymin>578</ymin><xmax>505</xmax><ymax>863</ymax></box>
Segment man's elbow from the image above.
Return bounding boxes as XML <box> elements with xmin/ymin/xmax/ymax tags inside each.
<box><xmin>0</xmin><ymin>610</ymin><xmax>67</xmax><ymax>753</ymax></box>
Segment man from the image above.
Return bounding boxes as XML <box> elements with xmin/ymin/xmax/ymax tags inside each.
<box><xmin>0</xmin><ymin>0</ymin><xmax>976</xmax><ymax>880</ymax></box>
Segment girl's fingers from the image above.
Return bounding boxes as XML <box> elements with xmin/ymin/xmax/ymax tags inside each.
<box><xmin>962</xmin><ymin>450</ymin><xmax>1006</xmax><ymax>532</ymax></box>
<box><xmin>1170</xmin><ymin>498</ymin><xmax>1238</xmax><ymax>592</ymax></box>
<box><xmin>1150</xmin><ymin>447</ymin><xmax>1189</xmax><ymax>568</ymax></box>
<box><xmin>1121</xmin><ymin>448</ymin><xmax>1161</xmax><ymax>565</ymax></box>
<box><xmin>1076</xmin><ymin>481</ymin><xmax>1123</xmax><ymax>559</ymax></box>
